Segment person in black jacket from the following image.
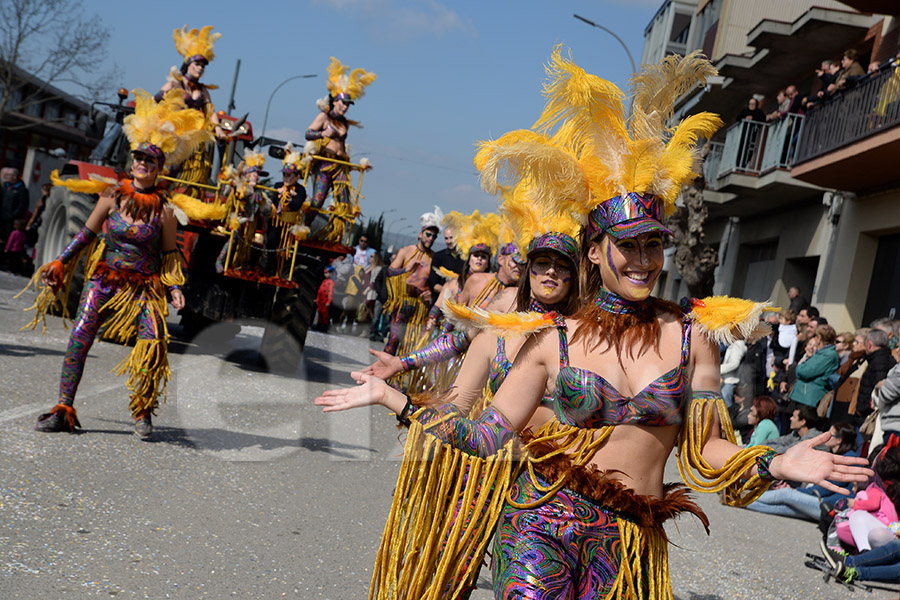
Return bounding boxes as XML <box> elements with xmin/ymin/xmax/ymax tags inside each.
<box><xmin>368</xmin><ymin>255</ymin><xmax>390</xmax><ymax>341</ymax></box>
<box><xmin>854</xmin><ymin>329</ymin><xmax>897</xmax><ymax>423</ymax></box>
<box><xmin>1</xmin><ymin>167</ymin><xmax>29</xmax><ymax>244</ymax></box>
<box><xmin>427</xmin><ymin>226</ymin><xmax>465</xmax><ymax>300</ymax></box>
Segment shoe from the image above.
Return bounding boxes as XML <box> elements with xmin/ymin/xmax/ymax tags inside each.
<box><xmin>819</xmin><ymin>537</ymin><xmax>847</xmax><ymax>569</ymax></box>
<box><xmin>134</xmin><ymin>413</ymin><xmax>153</xmax><ymax>439</ymax></box>
<box><xmin>35</xmin><ymin>404</ymin><xmax>80</xmax><ymax>433</ymax></box>
<box><xmin>833</xmin><ymin>560</ymin><xmax>858</xmax><ymax>584</ymax></box>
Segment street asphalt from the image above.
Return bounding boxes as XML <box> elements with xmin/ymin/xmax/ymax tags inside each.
<box><xmin>0</xmin><ymin>270</ymin><xmax>895</xmax><ymax>599</ymax></box>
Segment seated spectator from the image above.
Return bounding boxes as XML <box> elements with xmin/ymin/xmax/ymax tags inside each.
<box><xmin>768</xmin><ymin>404</ymin><xmax>826</xmax><ymax>453</ymax></box>
<box><xmin>831</xmin><ymin>535</ymin><xmax>900</xmax><ymax>584</ymax></box>
<box><xmin>747</xmin><ymin>422</ymin><xmax>858</xmax><ymax>521</ymax></box>
<box><xmin>831</xmin><ymin>328</ymin><xmax>871</xmax><ymax>424</ymax></box>
<box><xmin>720</xmin><ymin>339</ymin><xmax>747</xmax><ymax>407</ymax></box>
<box><xmin>833</xmin><ymin>444</ymin><xmax>900</xmax><ymax>553</ymax></box>
<box><xmin>871</xmin><ymin>317</ymin><xmax>899</xmax><ymax>361</ymax></box>
<box><xmin>789</xmin><ymin>324</ymin><xmax>840</xmax><ymax>409</ymax></box>
<box><xmin>835</xmin><ymin>331</ymin><xmax>854</xmax><ymax>366</ymax></box>
<box><xmin>745</xmin><ymin>396</ymin><xmax>780</xmax><ymax>447</ymax></box>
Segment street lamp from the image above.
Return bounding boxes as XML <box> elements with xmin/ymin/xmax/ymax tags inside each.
<box><xmin>260</xmin><ymin>74</ymin><xmax>318</xmax><ymax>141</ymax></box>
<box><xmin>573</xmin><ymin>14</ymin><xmax>637</xmax><ymax>74</ymax></box>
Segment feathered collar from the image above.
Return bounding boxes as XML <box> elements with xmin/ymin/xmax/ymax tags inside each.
<box><xmin>119</xmin><ymin>178</ymin><xmax>166</xmax><ymax>222</ymax></box>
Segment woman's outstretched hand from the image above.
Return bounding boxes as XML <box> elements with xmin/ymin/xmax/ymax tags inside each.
<box><xmin>360</xmin><ymin>349</ymin><xmax>404</xmax><ymax>379</ymax></box>
<box><xmin>315</xmin><ymin>371</ymin><xmax>391</xmax><ymax>413</ymax></box>
<box><xmin>769</xmin><ymin>431</ymin><xmax>874</xmax><ymax>495</ymax></box>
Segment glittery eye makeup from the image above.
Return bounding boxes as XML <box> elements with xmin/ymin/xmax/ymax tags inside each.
<box><xmin>603</xmin><ymin>237</ymin><xmax>619</xmax><ymax>282</ymax></box>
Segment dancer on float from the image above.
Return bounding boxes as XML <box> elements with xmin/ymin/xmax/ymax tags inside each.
<box><xmin>381</xmin><ymin>207</ymin><xmax>441</xmax><ymax>362</ymax></box>
<box><xmin>214</xmin><ymin>150</ymin><xmax>273</xmax><ymax>274</ymax></box>
<box><xmin>363</xmin><ymin>209</ymin><xmax>521</xmax><ymax>389</ymax></box>
<box><xmin>304</xmin><ymin>57</ymin><xmax>375</xmax><ymax>227</ymax></box>
<box><xmin>315</xmin><ymin>48</ymin><xmax>873</xmax><ymax>598</ymax></box>
<box><xmin>23</xmin><ymin>91</ymin><xmax>217</xmax><ymax>438</ymax></box>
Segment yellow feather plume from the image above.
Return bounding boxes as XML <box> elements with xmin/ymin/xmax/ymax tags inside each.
<box><xmin>326</xmin><ymin>57</ymin><xmax>376</xmax><ymax>101</ymax></box>
<box><xmin>442</xmin><ymin>299</ymin><xmax>558</xmax><ymax>337</ymax></box>
<box><xmin>122</xmin><ymin>89</ymin><xmax>212</xmax><ymax>167</ymax></box>
<box><xmin>689</xmin><ymin>296</ymin><xmax>779</xmax><ymax>345</ymax></box>
<box><xmin>499</xmin><ymin>182</ymin><xmax>580</xmax><ymax>254</ymax></box>
<box><xmin>442</xmin><ymin>210</ymin><xmax>500</xmax><ymax>256</ymax></box>
<box><xmin>50</xmin><ymin>170</ymin><xmax>117</xmax><ymax>195</ymax></box>
<box><xmin>173</xmin><ymin>25</ymin><xmax>221</xmax><ymax>63</ymax></box>
<box><xmin>169</xmin><ymin>193</ymin><xmax>227</xmax><ymax>221</ymax></box>
<box><xmin>243</xmin><ymin>149</ymin><xmax>266</xmax><ymax>170</ymax></box>
<box><xmin>433</xmin><ymin>266</ymin><xmax>459</xmax><ymax>280</ymax></box>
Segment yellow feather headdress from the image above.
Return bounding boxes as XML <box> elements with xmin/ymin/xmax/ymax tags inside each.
<box><xmin>122</xmin><ymin>89</ymin><xmax>213</xmax><ymax>167</ymax></box>
<box><xmin>325</xmin><ymin>57</ymin><xmax>377</xmax><ymax>101</ymax></box>
<box><xmin>498</xmin><ymin>181</ymin><xmax>581</xmax><ymax>262</ymax></box>
<box><xmin>173</xmin><ymin>25</ymin><xmax>221</xmax><ymax>63</ymax></box>
<box><xmin>243</xmin><ymin>149</ymin><xmax>267</xmax><ymax>171</ymax></box>
<box><xmin>282</xmin><ymin>142</ymin><xmax>304</xmax><ymax>173</ymax></box>
<box><xmin>442</xmin><ymin>210</ymin><xmax>501</xmax><ymax>256</ymax></box>
<box><xmin>477</xmin><ymin>45</ymin><xmax>723</xmax><ymax>237</ymax></box>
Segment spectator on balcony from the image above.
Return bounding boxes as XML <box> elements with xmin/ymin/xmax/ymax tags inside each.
<box><xmin>786</xmin><ymin>85</ymin><xmax>804</xmax><ymax>114</ymax></box>
<box><xmin>767</xmin><ymin>89</ymin><xmax>791</xmax><ymax>122</ymax></box>
<box><xmin>835</xmin><ymin>49</ymin><xmax>866</xmax><ymax>92</ymax></box>
<box><xmin>736</xmin><ymin>97</ymin><xmax>766</xmax><ymax>169</ymax></box>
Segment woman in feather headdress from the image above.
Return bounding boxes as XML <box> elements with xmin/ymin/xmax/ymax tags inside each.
<box><xmin>156</xmin><ymin>25</ymin><xmax>226</xmax><ymax>140</ymax></box>
<box><xmin>304</xmin><ymin>57</ymin><xmax>375</xmax><ymax>226</ymax></box>
<box><xmin>22</xmin><ymin>90</ymin><xmax>216</xmax><ymax>440</ymax></box>
<box><xmin>316</xmin><ymin>48</ymin><xmax>873</xmax><ymax>599</ymax></box>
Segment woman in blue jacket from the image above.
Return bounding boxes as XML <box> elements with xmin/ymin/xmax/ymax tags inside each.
<box><xmin>790</xmin><ymin>325</ymin><xmax>840</xmax><ymax>408</ymax></box>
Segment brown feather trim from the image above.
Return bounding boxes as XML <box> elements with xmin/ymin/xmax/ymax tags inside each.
<box><xmin>569</xmin><ymin>297</ymin><xmax>681</xmax><ymax>365</ymax></box>
<box><xmin>93</xmin><ymin>261</ymin><xmax>161</xmax><ymax>289</ymax></box>
<box><xmin>44</xmin><ymin>404</ymin><xmax>81</xmax><ymax>432</ymax></box>
<box><xmin>525</xmin><ymin>435</ymin><xmax>709</xmax><ymax>536</ymax></box>
<box><xmin>119</xmin><ymin>179</ymin><xmax>166</xmax><ymax>223</ymax></box>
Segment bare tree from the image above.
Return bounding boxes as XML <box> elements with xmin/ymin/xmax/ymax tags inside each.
<box><xmin>664</xmin><ymin>143</ymin><xmax>719</xmax><ymax>298</ymax></box>
<box><xmin>0</xmin><ymin>0</ymin><xmax>118</xmax><ymax>127</ymax></box>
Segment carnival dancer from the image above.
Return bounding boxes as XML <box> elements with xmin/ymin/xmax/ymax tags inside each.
<box><xmin>363</xmin><ymin>210</ymin><xmax>523</xmax><ymax>390</ymax></box>
<box><xmin>381</xmin><ymin>207</ymin><xmax>440</xmax><ymax>362</ymax></box>
<box><xmin>215</xmin><ymin>150</ymin><xmax>273</xmax><ymax>274</ymax></box>
<box><xmin>304</xmin><ymin>57</ymin><xmax>375</xmax><ymax>227</ymax></box>
<box><xmin>22</xmin><ymin>90</ymin><xmax>217</xmax><ymax>439</ymax></box>
<box><xmin>157</xmin><ymin>25</ymin><xmax>227</xmax><ymax>190</ymax></box>
<box><xmin>315</xmin><ymin>48</ymin><xmax>873</xmax><ymax>599</ymax></box>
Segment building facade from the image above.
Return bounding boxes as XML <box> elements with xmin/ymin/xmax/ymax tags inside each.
<box><xmin>643</xmin><ymin>0</ymin><xmax>900</xmax><ymax>332</ymax></box>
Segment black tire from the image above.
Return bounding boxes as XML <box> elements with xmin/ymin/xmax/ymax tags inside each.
<box><xmin>34</xmin><ymin>187</ymin><xmax>96</xmax><ymax>317</ymax></box>
<box><xmin>258</xmin><ymin>256</ymin><xmax>322</xmax><ymax>373</ymax></box>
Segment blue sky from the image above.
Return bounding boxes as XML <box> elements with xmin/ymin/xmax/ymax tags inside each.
<box><xmin>82</xmin><ymin>0</ymin><xmax>662</xmax><ymax>242</ymax></box>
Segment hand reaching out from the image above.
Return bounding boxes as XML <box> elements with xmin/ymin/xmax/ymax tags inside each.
<box><xmin>314</xmin><ymin>371</ymin><xmax>400</xmax><ymax>413</ymax></box>
<box><xmin>769</xmin><ymin>431</ymin><xmax>873</xmax><ymax>495</ymax></box>
<box><xmin>360</xmin><ymin>349</ymin><xmax>404</xmax><ymax>379</ymax></box>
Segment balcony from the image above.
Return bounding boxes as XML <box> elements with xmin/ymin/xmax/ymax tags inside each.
<box><xmin>702</xmin><ymin>115</ymin><xmax>824</xmax><ymax>217</ymax></box>
<box><xmin>836</xmin><ymin>1</ymin><xmax>899</xmax><ymax>14</ymax></box>
<box><xmin>792</xmin><ymin>65</ymin><xmax>900</xmax><ymax>193</ymax></box>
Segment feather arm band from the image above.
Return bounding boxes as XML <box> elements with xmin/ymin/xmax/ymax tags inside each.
<box><xmin>51</xmin><ymin>169</ymin><xmax>117</xmax><ymax>195</ymax></box>
<box><xmin>442</xmin><ymin>298</ymin><xmax>557</xmax><ymax>337</ymax></box>
<box><xmin>688</xmin><ymin>296</ymin><xmax>778</xmax><ymax>345</ymax></box>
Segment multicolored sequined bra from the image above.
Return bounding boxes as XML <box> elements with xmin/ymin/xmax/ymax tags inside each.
<box><xmin>554</xmin><ymin>309</ymin><xmax>692</xmax><ymax>428</ymax></box>
<box><xmin>103</xmin><ymin>209</ymin><xmax>162</xmax><ymax>275</ymax></box>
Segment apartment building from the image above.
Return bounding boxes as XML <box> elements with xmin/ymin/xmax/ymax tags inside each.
<box><xmin>643</xmin><ymin>0</ymin><xmax>900</xmax><ymax>331</ymax></box>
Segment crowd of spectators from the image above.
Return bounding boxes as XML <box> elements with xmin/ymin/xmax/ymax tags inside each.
<box><xmin>720</xmin><ymin>283</ymin><xmax>900</xmax><ymax>587</ymax></box>
<box><xmin>0</xmin><ymin>166</ymin><xmax>44</xmax><ymax>276</ymax></box>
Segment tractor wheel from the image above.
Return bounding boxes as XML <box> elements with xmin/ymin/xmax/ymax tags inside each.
<box><xmin>34</xmin><ymin>187</ymin><xmax>96</xmax><ymax>317</ymax></box>
<box><xmin>258</xmin><ymin>256</ymin><xmax>322</xmax><ymax>373</ymax></box>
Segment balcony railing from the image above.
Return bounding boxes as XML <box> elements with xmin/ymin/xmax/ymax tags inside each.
<box><xmin>795</xmin><ymin>66</ymin><xmax>900</xmax><ymax>164</ymax></box>
<box><xmin>716</xmin><ymin>115</ymin><xmax>805</xmax><ymax>182</ymax></box>
<box><xmin>703</xmin><ymin>141</ymin><xmax>724</xmax><ymax>191</ymax></box>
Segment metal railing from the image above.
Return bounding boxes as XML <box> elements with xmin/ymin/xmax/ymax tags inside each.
<box><xmin>795</xmin><ymin>65</ymin><xmax>900</xmax><ymax>164</ymax></box>
<box><xmin>715</xmin><ymin>114</ymin><xmax>805</xmax><ymax>181</ymax></box>
<box><xmin>703</xmin><ymin>141</ymin><xmax>724</xmax><ymax>190</ymax></box>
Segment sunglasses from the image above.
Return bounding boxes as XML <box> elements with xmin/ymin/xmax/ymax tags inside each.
<box><xmin>532</xmin><ymin>257</ymin><xmax>572</xmax><ymax>276</ymax></box>
<box><xmin>132</xmin><ymin>154</ymin><xmax>158</xmax><ymax>167</ymax></box>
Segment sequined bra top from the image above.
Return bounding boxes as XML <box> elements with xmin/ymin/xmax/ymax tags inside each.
<box><xmin>103</xmin><ymin>209</ymin><xmax>162</xmax><ymax>275</ymax></box>
<box><xmin>553</xmin><ymin>311</ymin><xmax>692</xmax><ymax>428</ymax></box>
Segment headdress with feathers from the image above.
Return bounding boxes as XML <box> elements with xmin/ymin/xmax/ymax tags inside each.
<box><xmin>122</xmin><ymin>89</ymin><xmax>212</xmax><ymax>168</ymax></box>
<box><xmin>476</xmin><ymin>45</ymin><xmax>722</xmax><ymax>239</ymax></box>
<box><xmin>282</xmin><ymin>142</ymin><xmax>304</xmax><ymax>173</ymax></box>
<box><xmin>173</xmin><ymin>25</ymin><xmax>221</xmax><ymax>64</ymax></box>
<box><xmin>420</xmin><ymin>206</ymin><xmax>444</xmax><ymax>231</ymax></box>
<box><xmin>316</xmin><ymin>57</ymin><xmax>377</xmax><ymax>112</ymax></box>
<box><xmin>441</xmin><ymin>210</ymin><xmax>501</xmax><ymax>257</ymax></box>
<box><xmin>242</xmin><ymin>149</ymin><xmax>267</xmax><ymax>172</ymax></box>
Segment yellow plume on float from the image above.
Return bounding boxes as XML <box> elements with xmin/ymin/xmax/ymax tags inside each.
<box><xmin>689</xmin><ymin>296</ymin><xmax>779</xmax><ymax>345</ymax></box>
<box><xmin>499</xmin><ymin>182</ymin><xmax>581</xmax><ymax>256</ymax></box>
<box><xmin>442</xmin><ymin>299</ymin><xmax>558</xmax><ymax>337</ymax></box>
<box><xmin>50</xmin><ymin>170</ymin><xmax>117</xmax><ymax>195</ymax></box>
<box><xmin>173</xmin><ymin>25</ymin><xmax>221</xmax><ymax>63</ymax></box>
<box><xmin>122</xmin><ymin>89</ymin><xmax>212</xmax><ymax>167</ymax></box>
<box><xmin>325</xmin><ymin>57</ymin><xmax>377</xmax><ymax>101</ymax></box>
<box><xmin>169</xmin><ymin>193</ymin><xmax>227</xmax><ymax>222</ymax></box>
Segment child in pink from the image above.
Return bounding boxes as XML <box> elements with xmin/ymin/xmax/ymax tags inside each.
<box><xmin>837</xmin><ymin>481</ymin><xmax>899</xmax><ymax>551</ymax></box>
<box><xmin>315</xmin><ymin>266</ymin><xmax>335</xmax><ymax>332</ymax></box>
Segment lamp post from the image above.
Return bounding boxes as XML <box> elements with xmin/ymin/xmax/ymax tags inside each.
<box><xmin>387</xmin><ymin>217</ymin><xmax>407</xmax><ymax>251</ymax></box>
<box><xmin>260</xmin><ymin>74</ymin><xmax>318</xmax><ymax>141</ymax></box>
<box><xmin>573</xmin><ymin>14</ymin><xmax>637</xmax><ymax>74</ymax></box>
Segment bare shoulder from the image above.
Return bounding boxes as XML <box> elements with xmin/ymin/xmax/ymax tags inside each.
<box><xmin>485</xmin><ymin>287</ymin><xmax>516</xmax><ymax>312</ymax></box>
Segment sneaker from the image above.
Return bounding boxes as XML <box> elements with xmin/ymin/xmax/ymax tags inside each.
<box><xmin>134</xmin><ymin>413</ymin><xmax>153</xmax><ymax>439</ymax></box>
<box><xmin>34</xmin><ymin>404</ymin><xmax>80</xmax><ymax>433</ymax></box>
<box><xmin>833</xmin><ymin>560</ymin><xmax>858</xmax><ymax>584</ymax></box>
<box><xmin>819</xmin><ymin>537</ymin><xmax>847</xmax><ymax>569</ymax></box>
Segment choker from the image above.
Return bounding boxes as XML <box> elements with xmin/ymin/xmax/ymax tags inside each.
<box><xmin>528</xmin><ymin>298</ymin><xmax>565</xmax><ymax>314</ymax></box>
<box><xmin>593</xmin><ymin>288</ymin><xmax>652</xmax><ymax>315</ymax></box>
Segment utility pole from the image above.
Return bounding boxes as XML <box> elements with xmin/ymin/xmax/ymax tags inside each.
<box><xmin>227</xmin><ymin>59</ymin><xmax>241</xmax><ymax>114</ymax></box>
